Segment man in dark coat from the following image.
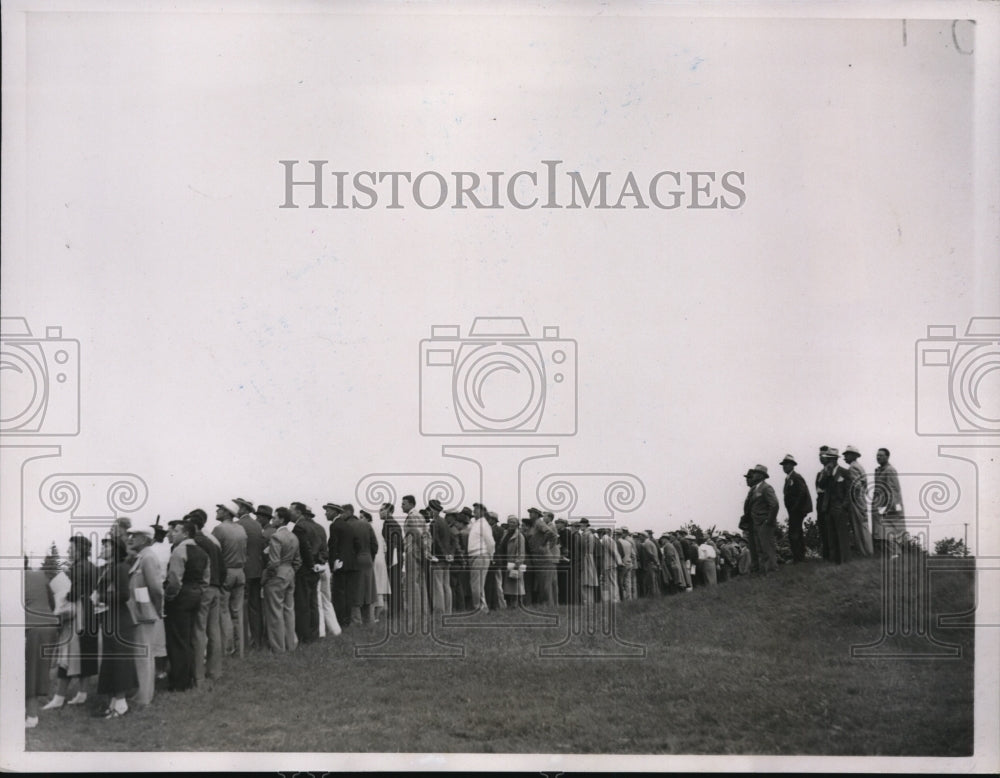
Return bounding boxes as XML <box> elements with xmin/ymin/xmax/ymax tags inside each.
<box><xmin>380</xmin><ymin>503</ymin><xmax>403</xmax><ymax>621</ymax></box>
<box><xmin>742</xmin><ymin>465</ymin><xmax>780</xmax><ymax>574</ymax></box>
<box><xmin>345</xmin><ymin>505</ymin><xmax>379</xmax><ymax>625</ymax></box>
<box><xmin>428</xmin><ymin>499</ymin><xmax>454</xmax><ymax>615</ymax></box>
<box><xmin>816</xmin><ymin>448</ymin><xmax>853</xmax><ymax>564</ymax></box>
<box><xmin>234</xmin><ymin>498</ymin><xmax>266</xmax><ymax>650</ymax></box>
<box><xmin>780</xmin><ymin>455</ymin><xmax>813</xmax><ymax>563</ymax></box>
<box><xmin>327</xmin><ymin>502</ymin><xmax>351</xmax><ymax>627</ymax></box>
<box><xmin>289</xmin><ymin>503</ymin><xmax>320</xmax><ymax>643</ymax></box>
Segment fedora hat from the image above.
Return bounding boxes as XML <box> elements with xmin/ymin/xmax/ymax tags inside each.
<box><xmin>843</xmin><ymin>445</ymin><xmax>861</xmax><ymax>457</ymax></box>
<box><xmin>779</xmin><ymin>454</ymin><xmax>797</xmax><ymax>466</ymax></box>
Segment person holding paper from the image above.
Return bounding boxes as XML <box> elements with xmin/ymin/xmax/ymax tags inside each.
<box><xmin>125</xmin><ymin>524</ymin><xmax>165</xmax><ymax>709</ymax></box>
<box><xmin>501</xmin><ymin>515</ymin><xmax>526</xmax><ymax>606</ymax></box>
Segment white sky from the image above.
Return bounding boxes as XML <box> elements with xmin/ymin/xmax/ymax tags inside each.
<box><xmin>2</xmin><ymin>12</ymin><xmax>994</xmax><ymax>565</ymax></box>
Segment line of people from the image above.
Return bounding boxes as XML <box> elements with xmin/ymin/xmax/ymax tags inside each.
<box><xmin>24</xmin><ymin>444</ymin><xmax>905</xmax><ymax>728</ymax></box>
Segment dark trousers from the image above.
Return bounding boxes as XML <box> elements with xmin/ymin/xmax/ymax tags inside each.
<box><xmin>788</xmin><ymin>514</ymin><xmax>806</xmax><ymax>562</ymax></box>
<box><xmin>557</xmin><ymin>562</ymin><xmax>569</xmax><ymax>604</ymax></box>
<box><xmin>244</xmin><ymin>577</ymin><xmax>263</xmax><ymax>650</ymax></box>
<box><xmin>165</xmin><ymin>585</ymin><xmax>201</xmax><ymax>691</ymax></box>
<box><xmin>332</xmin><ymin>569</ymin><xmax>349</xmax><ymax>627</ymax></box>
<box><xmin>294</xmin><ymin>571</ymin><xmax>319</xmax><ymax>643</ymax></box>
<box><xmin>387</xmin><ymin>564</ymin><xmax>403</xmax><ymax>621</ymax></box>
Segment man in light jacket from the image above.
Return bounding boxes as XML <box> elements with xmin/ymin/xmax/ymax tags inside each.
<box><xmin>467</xmin><ymin>503</ymin><xmax>496</xmax><ymax>613</ymax></box>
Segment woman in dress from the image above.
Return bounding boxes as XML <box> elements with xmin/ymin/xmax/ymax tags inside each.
<box><xmin>94</xmin><ymin>535</ymin><xmax>138</xmax><ymax>718</ymax></box>
<box><xmin>24</xmin><ymin>564</ymin><xmax>59</xmax><ymax>728</ymax></box>
<box><xmin>43</xmin><ymin>535</ymin><xmax>99</xmax><ymax>710</ymax></box>
<box><xmin>363</xmin><ymin>509</ymin><xmax>391</xmax><ymax>622</ymax></box>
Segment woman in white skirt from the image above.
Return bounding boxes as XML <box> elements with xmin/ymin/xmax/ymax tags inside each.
<box><xmin>363</xmin><ymin>510</ymin><xmax>391</xmax><ymax>622</ymax></box>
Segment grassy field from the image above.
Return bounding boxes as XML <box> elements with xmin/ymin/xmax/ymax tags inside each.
<box><xmin>26</xmin><ymin>555</ymin><xmax>974</xmax><ymax>755</ymax></box>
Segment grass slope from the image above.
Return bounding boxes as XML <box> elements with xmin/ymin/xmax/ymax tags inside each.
<box><xmin>27</xmin><ymin>555</ymin><xmax>974</xmax><ymax>755</ymax></box>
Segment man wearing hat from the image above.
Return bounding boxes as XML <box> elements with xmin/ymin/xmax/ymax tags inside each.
<box><xmin>325</xmin><ymin>502</ymin><xmax>352</xmax><ymax>628</ymax></box>
<box><xmin>163</xmin><ymin>519</ymin><xmax>209</xmax><ymax>691</ymax></box>
<box><xmin>261</xmin><ymin>507</ymin><xmax>301</xmax><ymax>652</ymax></box>
<box><xmin>780</xmin><ymin>455</ymin><xmax>813</xmax><ymax>563</ymax></box>
<box><xmin>401</xmin><ymin>495</ymin><xmax>430</xmax><ymax>625</ymax></box>
<box><xmin>125</xmin><ymin>524</ymin><xmax>165</xmax><ymax>707</ymax></box>
<box><xmin>213</xmin><ymin>502</ymin><xmax>248</xmax><ymax>658</ymax></box>
<box><xmin>742</xmin><ymin>465</ymin><xmax>780</xmax><ymax>575</ymax></box>
<box><xmin>428</xmin><ymin>499</ymin><xmax>454</xmax><ymax>616</ymax></box>
<box><xmin>842</xmin><ymin>447</ymin><xmax>873</xmax><ymax>557</ymax></box>
<box><xmin>289</xmin><ymin>503</ymin><xmax>322</xmax><ymax>643</ymax></box>
<box><xmin>816</xmin><ymin>448</ymin><xmax>853</xmax><ymax>564</ymax></box>
<box><xmin>815</xmin><ymin>446</ymin><xmax>833</xmax><ymax>560</ymax></box>
<box><xmin>485</xmin><ymin>510</ymin><xmax>506</xmax><ymax>611</ymax></box>
<box><xmin>525</xmin><ymin>507</ymin><xmax>557</xmax><ymax>606</ymax></box>
<box><xmin>233</xmin><ymin>499</ymin><xmax>266</xmax><ymax>651</ymax></box>
<box><xmin>379</xmin><ymin>503</ymin><xmax>404</xmax><ymax>622</ymax></box>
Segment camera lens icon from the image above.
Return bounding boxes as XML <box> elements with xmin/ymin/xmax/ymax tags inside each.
<box><xmin>915</xmin><ymin>317</ymin><xmax>1000</xmax><ymax>435</ymax></box>
<box><xmin>420</xmin><ymin>318</ymin><xmax>577</xmax><ymax>436</ymax></box>
<box><xmin>0</xmin><ymin>317</ymin><xmax>80</xmax><ymax>436</ymax></box>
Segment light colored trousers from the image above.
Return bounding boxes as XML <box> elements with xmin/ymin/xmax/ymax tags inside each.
<box><xmin>132</xmin><ymin>620</ymin><xmax>160</xmax><ymax>705</ymax></box>
<box><xmin>432</xmin><ymin>561</ymin><xmax>453</xmax><ymax>615</ymax></box>
<box><xmin>469</xmin><ymin>556</ymin><xmax>490</xmax><ymax>611</ymax></box>
<box><xmin>194</xmin><ymin>586</ymin><xmax>222</xmax><ymax>680</ymax></box>
<box><xmin>219</xmin><ymin>568</ymin><xmax>246</xmax><ymax>657</ymax></box>
<box><xmin>317</xmin><ymin>565</ymin><xmax>341</xmax><ymax>637</ymax></box>
<box><xmin>263</xmin><ymin>575</ymin><xmax>297</xmax><ymax>652</ymax></box>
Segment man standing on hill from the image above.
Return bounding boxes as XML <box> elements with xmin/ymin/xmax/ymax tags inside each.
<box><xmin>742</xmin><ymin>464</ymin><xmax>780</xmax><ymax>575</ymax></box>
<box><xmin>262</xmin><ymin>507</ymin><xmax>300</xmax><ymax>652</ymax></box>
<box><xmin>780</xmin><ymin>455</ymin><xmax>813</xmax><ymax>563</ymax></box>
<box><xmin>872</xmin><ymin>447</ymin><xmax>906</xmax><ymax>559</ymax></box>
<box><xmin>843</xmin><ymin>446</ymin><xmax>874</xmax><ymax>557</ymax></box>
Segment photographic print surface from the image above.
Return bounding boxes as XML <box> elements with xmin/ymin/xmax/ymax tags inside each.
<box><xmin>1</xmin><ymin>1</ymin><xmax>998</xmax><ymax>773</ymax></box>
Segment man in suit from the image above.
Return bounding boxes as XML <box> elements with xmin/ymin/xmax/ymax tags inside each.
<box><xmin>872</xmin><ymin>447</ymin><xmax>906</xmax><ymax>558</ymax></box>
<box><xmin>526</xmin><ymin>507</ymin><xmax>558</xmax><ymax>606</ymax></box>
<box><xmin>815</xmin><ymin>445</ymin><xmax>832</xmax><ymax>560</ymax></box>
<box><xmin>234</xmin><ymin>498</ymin><xmax>266</xmax><ymax>651</ymax></box>
<box><xmin>262</xmin><ymin>507</ymin><xmax>301</xmax><ymax>652</ymax></box>
<box><xmin>428</xmin><ymin>499</ymin><xmax>454</xmax><ymax>616</ymax></box>
<box><xmin>816</xmin><ymin>448</ymin><xmax>853</xmax><ymax>564</ymax></box>
<box><xmin>742</xmin><ymin>464</ymin><xmax>780</xmax><ymax>575</ymax></box>
<box><xmin>467</xmin><ymin>503</ymin><xmax>496</xmax><ymax>613</ymax></box>
<box><xmin>379</xmin><ymin>502</ymin><xmax>403</xmax><ymax>622</ymax></box>
<box><xmin>843</xmin><ymin>446</ymin><xmax>874</xmax><ymax>557</ymax></box>
<box><xmin>317</xmin><ymin>503</ymin><xmax>343</xmax><ymax>637</ymax></box>
<box><xmin>327</xmin><ymin>502</ymin><xmax>351</xmax><ymax>628</ymax></box>
<box><xmin>345</xmin><ymin>504</ymin><xmax>379</xmax><ymax>625</ymax></box>
<box><xmin>780</xmin><ymin>455</ymin><xmax>813</xmax><ymax>563</ymax></box>
<box><xmin>289</xmin><ymin>503</ymin><xmax>320</xmax><ymax>644</ymax></box>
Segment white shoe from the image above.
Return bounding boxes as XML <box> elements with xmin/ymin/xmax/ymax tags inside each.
<box><xmin>41</xmin><ymin>695</ymin><xmax>65</xmax><ymax>710</ymax></box>
<box><xmin>67</xmin><ymin>692</ymin><xmax>88</xmax><ymax>705</ymax></box>
<box><xmin>26</xmin><ymin>716</ymin><xmax>39</xmax><ymax>728</ymax></box>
